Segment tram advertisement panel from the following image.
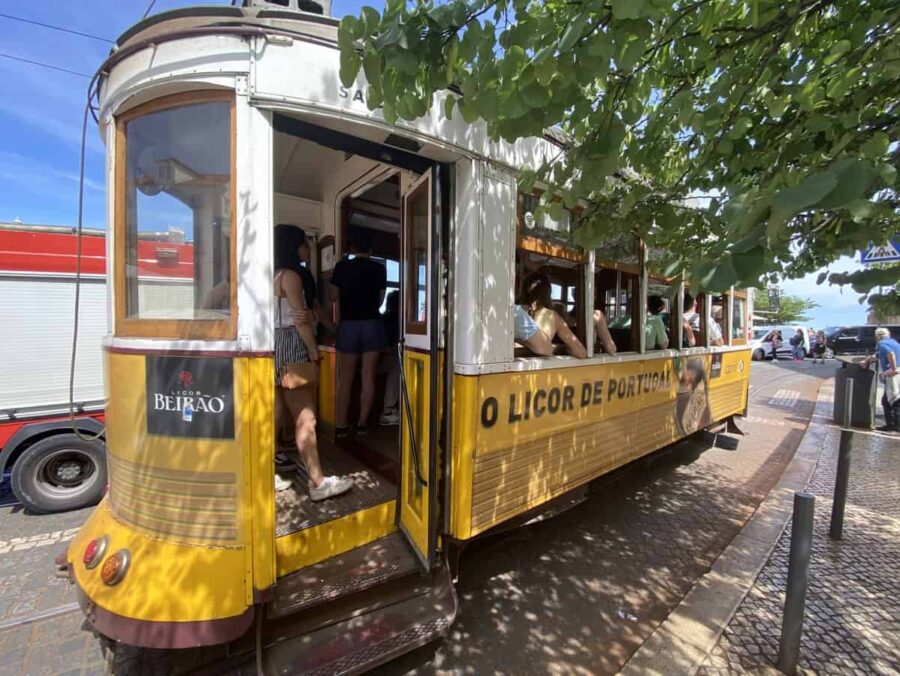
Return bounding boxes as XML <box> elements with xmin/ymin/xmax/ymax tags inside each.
<box><xmin>475</xmin><ymin>351</ymin><xmax>747</xmax><ymax>447</ymax></box>
<box><xmin>145</xmin><ymin>356</ymin><xmax>235</xmax><ymax>439</ymax></box>
<box><xmin>457</xmin><ymin>350</ymin><xmax>749</xmax><ymax>538</ymax></box>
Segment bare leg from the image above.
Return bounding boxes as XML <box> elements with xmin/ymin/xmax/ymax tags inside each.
<box><xmin>282</xmin><ymin>387</ymin><xmax>325</xmax><ymax>487</ymax></box>
<box><xmin>335</xmin><ymin>351</ymin><xmax>359</xmax><ymax>428</ymax></box>
<box><xmin>359</xmin><ymin>351</ymin><xmax>380</xmax><ymax>425</ymax></box>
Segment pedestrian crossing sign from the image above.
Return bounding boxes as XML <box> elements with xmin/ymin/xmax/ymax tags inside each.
<box><xmin>860</xmin><ymin>239</ymin><xmax>900</xmax><ymax>264</ymax></box>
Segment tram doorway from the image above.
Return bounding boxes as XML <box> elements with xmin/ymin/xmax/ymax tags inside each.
<box><xmin>267</xmin><ymin>116</ymin><xmax>439</xmax><ymax>576</ymax></box>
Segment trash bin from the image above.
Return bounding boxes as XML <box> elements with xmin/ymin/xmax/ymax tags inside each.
<box><xmin>833</xmin><ymin>357</ymin><xmax>877</xmax><ymax>428</ymax></box>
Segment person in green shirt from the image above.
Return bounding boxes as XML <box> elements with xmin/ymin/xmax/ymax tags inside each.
<box><xmin>646</xmin><ymin>295</ymin><xmax>669</xmax><ymax>350</ymax></box>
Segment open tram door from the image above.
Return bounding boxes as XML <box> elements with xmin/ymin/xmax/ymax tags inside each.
<box><xmin>398</xmin><ymin>167</ymin><xmax>441</xmax><ymax>570</ymax></box>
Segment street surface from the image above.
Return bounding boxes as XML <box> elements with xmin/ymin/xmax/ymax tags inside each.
<box><xmin>701</xmin><ymin>403</ymin><xmax>900</xmax><ymax>674</ymax></box>
<box><xmin>0</xmin><ymin>360</ymin><xmax>829</xmax><ymax>674</ymax></box>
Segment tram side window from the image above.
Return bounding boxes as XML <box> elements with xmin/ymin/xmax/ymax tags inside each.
<box><xmin>515</xmin><ymin>251</ymin><xmax>587</xmax><ymax>358</ymax></box>
<box><xmin>710</xmin><ymin>294</ymin><xmax>727</xmax><ymax>346</ymax></box>
<box><xmin>596</xmin><ymin>266</ymin><xmax>639</xmax><ymax>353</ymax></box>
<box><xmin>121</xmin><ymin>99</ymin><xmax>232</xmax><ymax>321</ymax></box>
<box><xmin>646</xmin><ymin>280</ymin><xmax>673</xmax><ymax>350</ymax></box>
<box><xmin>731</xmin><ymin>295</ymin><xmax>747</xmax><ymax>343</ymax></box>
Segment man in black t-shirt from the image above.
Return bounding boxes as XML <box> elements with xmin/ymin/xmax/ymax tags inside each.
<box><xmin>329</xmin><ymin>227</ymin><xmax>387</xmax><ymax>437</ymax></box>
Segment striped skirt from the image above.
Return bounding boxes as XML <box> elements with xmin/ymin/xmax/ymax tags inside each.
<box><xmin>274</xmin><ymin>327</ymin><xmax>310</xmax><ymax>385</ymax></box>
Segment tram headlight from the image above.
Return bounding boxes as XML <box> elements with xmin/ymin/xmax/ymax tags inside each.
<box><xmin>83</xmin><ymin>536</ymin><xmax>108</xmax><ymax>570</ymax></box>
<box><xmin>100</xmin><ymin>549</ymin><xmax>131</xmax><ymax>586</ymax></box>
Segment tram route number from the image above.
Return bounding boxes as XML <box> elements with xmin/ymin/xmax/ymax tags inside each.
<box><xmin>480</xmin><ymin>368</ymin><xmax>672</xmax><ymax>428</ymax></box>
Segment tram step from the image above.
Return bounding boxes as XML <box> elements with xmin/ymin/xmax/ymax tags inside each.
<box><xmin>268</xmin><ymin>532</ymin><xmax>420</xmax><ymax>618</ymax></box>
<box><xmin>262</xmin><ymin>563</ymin><xmax>457</xmax><ymax>675</ymax></box>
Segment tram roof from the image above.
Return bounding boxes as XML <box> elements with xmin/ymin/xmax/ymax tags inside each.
<box><xmin>96</xmin><ymin>4</ymin><xmax>566</xmax><ymax>172</ymax></box>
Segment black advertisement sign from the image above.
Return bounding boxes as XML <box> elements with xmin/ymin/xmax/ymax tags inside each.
<box><xmin>710</xmin><ymin>352</ymin><xmax>723</xmax><ymax>379</ymax></box>
<box><xmin>146</xmin><ymin>356</ymin><xmax>235</xmax><ymax>439</ymax></box>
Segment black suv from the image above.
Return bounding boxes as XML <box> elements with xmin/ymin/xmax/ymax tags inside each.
<box><xmin>825</xmin><ymin>325</ymin><xmax>900</xmax><ymax>355</ymax></box>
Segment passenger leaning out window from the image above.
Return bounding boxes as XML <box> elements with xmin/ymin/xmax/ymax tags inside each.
<box><xmin>519</xmin><ymin>271</ymin><xmax>587</xmax><ymax>358</ymax></box>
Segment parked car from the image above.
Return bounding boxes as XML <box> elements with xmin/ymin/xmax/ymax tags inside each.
<box><xmin>749</xmin><ymin>324</ymin><xmax>812</xmax><ymax>361</ymax></box>
<box><xmin>826</xmin><ymin>325</ymin><xmax>900</xmax><ymax>356</ymax></box>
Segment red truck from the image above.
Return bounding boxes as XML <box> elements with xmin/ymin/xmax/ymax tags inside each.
<box><xmin>0</xmin><ymin>222</ymin><xmax>190</xmax><ymax>512</ymax></box>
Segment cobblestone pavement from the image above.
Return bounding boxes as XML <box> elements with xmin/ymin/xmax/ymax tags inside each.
<box><xmin>0</xmin><ymin>360</ymin><xmax>828</xmax><ymax>675</ymax></box>
<box><xmin>699</xmin><ymin>411</ymin><xmax>900</xmax><ymax>674</ymax></box>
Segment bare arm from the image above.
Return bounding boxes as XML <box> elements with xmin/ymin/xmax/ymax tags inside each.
<box><xmin>279</xmin><ymin>271</ymin><xmax>319</xmax><ymax>361</ymax></box>
<box><xmin>593</xmin><ymin>310</ymin><xmax>617</xmax><ymax>355</ymax></box>
<box><xmin>555</xmin><ymin>312</ymin><xmax>587</xmax><ymax>358</ymax></box>
<box><xmin>683</xmin><ymin>319</ymin><xmax>696</xmax><ymax>347</ymax></box>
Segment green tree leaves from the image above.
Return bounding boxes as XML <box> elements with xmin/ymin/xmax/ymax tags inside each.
<box><xmin>339</xmin><ymin>0</ymin><xmax>900</xmax><ymax>308</ymax></box>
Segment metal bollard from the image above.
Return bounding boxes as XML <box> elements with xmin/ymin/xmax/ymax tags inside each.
<box><xmin>829</xmin><ymin>379</ymin><xmax>853</xmax><ymax>540</ymax></box>
<box><xmin>777</xmin><ymin>492</ymin><xmax>816</xmax><ymax>676</ymax></box>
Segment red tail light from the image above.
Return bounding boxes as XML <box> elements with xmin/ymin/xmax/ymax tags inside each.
<box><xmin>83</xmin><ymin>536</ymin><xmax>108</xmax><ymax>569</ymax></box>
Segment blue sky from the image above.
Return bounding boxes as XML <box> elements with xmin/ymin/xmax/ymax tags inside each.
<box><xmin>0</xmin><ymin>1</ymin><xmax>869</xmax><ymax>328</ymax></box>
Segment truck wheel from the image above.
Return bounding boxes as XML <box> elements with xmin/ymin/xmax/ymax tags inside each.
<box><xmin>752</xmin><ymin>348</ymin><xmax>765</xmax><ymax>361</ymax></box>
<box><xmin>10</xmin><ymin>434</ymin><xmax>106</xmax><ymax>514</ymax></box>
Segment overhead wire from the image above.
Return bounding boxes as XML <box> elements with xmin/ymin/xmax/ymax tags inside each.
<box><xmin>142</xmin><ymin>1</ymin><xmax>158</xmax><ymax>20</ymax></box>
<box><xmin>0</xmin><ymin>12</ymin><xmax>114</xmax><ymax>43</ymax></box>
<box><xmin>0</xmin><ymin>51</ymin><xmax>91</xmax><ymax>78</ymax></box>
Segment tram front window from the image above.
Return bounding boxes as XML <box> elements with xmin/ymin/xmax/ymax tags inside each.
<box><xmin>119</xmin><ymin>95</ymin><xmax>233</xmax><ymax>325</ymax></box>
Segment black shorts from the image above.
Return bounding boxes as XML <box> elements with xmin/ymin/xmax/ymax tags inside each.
<box><xmin>336</xmin><ymin>319</ymin><xmax>386</xmax><ymax>354</ymax></box>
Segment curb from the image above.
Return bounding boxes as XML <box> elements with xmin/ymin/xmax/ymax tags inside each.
<box><xmin>617</xmin><ymin>381</ymin><xmax>835</xmax><ymax>676</ymax></box>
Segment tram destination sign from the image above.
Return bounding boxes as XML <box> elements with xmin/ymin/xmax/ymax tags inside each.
<box><xmin>146</xmin><ymin>356</ymin><xmax>235</xmax><ymax>439</ymax></box>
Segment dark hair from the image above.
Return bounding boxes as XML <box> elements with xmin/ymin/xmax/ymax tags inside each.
<box><xmin>385</xmin><ymin>289</ymin><xmax>400</xmax><ymax>316</ymax></box>
<box><xmin>349</xmin><ymin>226</ymin><xmax>373</xmax><ymax>253</ymax></box>
<box><xmin>683</xmin><ymin>292</ymin><xmax>695</xmax><ymax>312</ymax></box>
<box><xmin>274</xmin><ymin>224</ymin><xmax>307</xmax><ymax>272</ymax></box>
<box><xmin>520</xmin><ymin>271</ymin><xmax>553</xmax><ymax>310</ymax></box>
<box><xmin>648</xmin><ymin>295</ymin><xmax>665</xmax><ymax>314</ymax></box>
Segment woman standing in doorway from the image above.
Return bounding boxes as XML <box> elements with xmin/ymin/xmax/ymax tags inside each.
<box><xmin>274</xmin><ymin>225</ymin><xmax>352</xmax><ymax>500</ymax></box>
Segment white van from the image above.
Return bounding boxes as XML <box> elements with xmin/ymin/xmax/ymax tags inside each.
<box><xmin>750</xmin><ymin>325</ymin><xmax>812</xmax><ymax>361</ymax></box>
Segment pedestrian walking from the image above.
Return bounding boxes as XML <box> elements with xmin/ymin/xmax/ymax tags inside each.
<box><xmin>812</xmin><ymin>329</ymin><xmax>827</xmax><ymax>364</ymax></box>
<box><xmin>790</xmin><ymin>328</ymin><xmax>805</xmax><ymax>362</ymax></box>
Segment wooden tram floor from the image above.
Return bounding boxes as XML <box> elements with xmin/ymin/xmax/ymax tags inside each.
<box><xmin>275</xmin><ymin>435</ymin><xmax>397</xmax><ymax>538</ymax></box>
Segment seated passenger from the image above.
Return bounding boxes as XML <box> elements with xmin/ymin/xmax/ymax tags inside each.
<box><xmin>709</xmin><ymin>305</ymin><xmax>725</xmax><ymax>346</ymax></box>
<box><xmin>519</xmin><ymin>272</ymin><xmax>587</xmax><ymax>358</ymax></box>
<box><xmin>592</xmin><ymin>307</ymin><xmax>617</xmax><ymax>354</ymax></box>
<box><xmin>646</xmin><ymin>295</ymin><xmax>669</xmax><ymax>350</ymax></box>
<box><xmin>682</xmin><ymin>293</ymin><xmax>697</xmax><ymax>347</ymax></box>
<box><xmin>515</xmin><ymin>304</ymin><xmax>554</xmax><ymax>356</ymax></box>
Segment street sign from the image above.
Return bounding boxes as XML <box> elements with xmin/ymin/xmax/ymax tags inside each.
<box><xmin>860</xmin><ymin>238</ymin><xmax>900</xmax><ymax>264</ymax></box>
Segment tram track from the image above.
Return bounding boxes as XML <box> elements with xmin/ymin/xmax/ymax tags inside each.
<box><xmin>0</xmin><ymin>602</ymin><xmax>81</xmax><ymax>633</ymax></box>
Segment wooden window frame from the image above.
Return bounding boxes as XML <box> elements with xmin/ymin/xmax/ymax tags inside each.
<box><xmin>404</xmin><ymin>170</ymin><xmax>431</xmax><ymax>336</ymax></box>
<box><xmin>114</xmin><ymin>90</ymin><xmax>237</xmax><ymax>340</ymax></box>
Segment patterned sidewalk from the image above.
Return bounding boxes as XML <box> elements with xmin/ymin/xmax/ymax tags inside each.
<box><xmin>699</xmin><ymin>423</ymin><xmax>900</xmax><ymax>674</ymax></box>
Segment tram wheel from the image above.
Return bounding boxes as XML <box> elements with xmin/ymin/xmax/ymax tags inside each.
<box><xmin>10</xmin><ymin>434</ymin><xmax>107</xmax><ymax>514</ymax></box>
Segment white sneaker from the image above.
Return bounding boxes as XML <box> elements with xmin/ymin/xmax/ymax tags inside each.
<box><xmin>275</xmin><ymin>474</ymin><xmax>292</xmax><ymax>492</ymax></box>
<box><xmin>309</xmin><ymin>475</ymin><xmax>353</xmax><ymax>501</ymax></box>
<box><xmin>379</xmin><ymin>411</ymin><xmax>400</xmax><ymax>426</ymax></box>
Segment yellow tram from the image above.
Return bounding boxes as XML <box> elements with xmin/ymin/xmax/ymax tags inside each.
<box><xmin>63</xmin><ymin>1</ymin><xmax>751</xmax><ymax>671</ymax></box>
